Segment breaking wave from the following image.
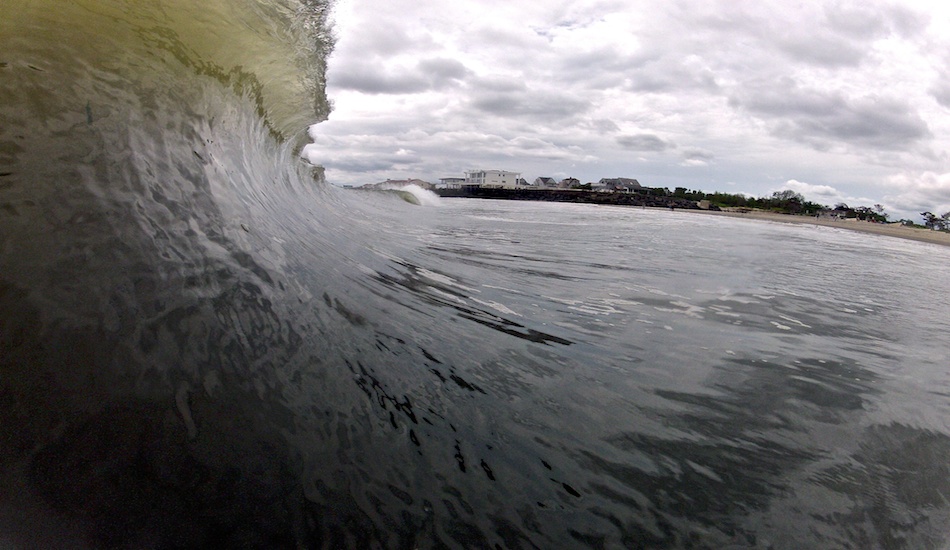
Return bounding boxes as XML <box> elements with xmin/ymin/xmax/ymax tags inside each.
<box><xmin>0</xmin><ymin>1</ymin><xmax>409</xmax><ymax>546</ymax></box>
<box><xmin>395</xmin><ymin>184</ymin><xmax>442</xmax><ymax>206</ymax></box>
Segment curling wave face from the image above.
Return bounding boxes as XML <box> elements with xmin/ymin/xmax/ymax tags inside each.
<box><xmin>4</xmin><ymin>1</ymin><xmax>552</xmax><ymax>546</ymax></box>
<box><xmin>0</xmin><ymin>0</ymin><xmax>359</xmax><ymax>546</ymax></box>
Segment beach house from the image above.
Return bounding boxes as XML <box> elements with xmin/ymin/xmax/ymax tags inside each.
<box><xmin>596</xmin><ymin>178</ymin><xmax>642</xmax><ymax>192</ymax></box>
<box><xmin>465</xmin><ymin>170</ymin><xmax>522</xmax><ymax>188</ymax></box>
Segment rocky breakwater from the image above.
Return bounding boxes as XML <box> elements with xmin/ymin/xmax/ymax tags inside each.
<box><xmin>435</xmin><ymin>187</ymin><xmax>706</xmax><ymax>209</ymax></box>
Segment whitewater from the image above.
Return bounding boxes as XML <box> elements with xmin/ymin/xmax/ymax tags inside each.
<box><xmin>3</xmin><ymin>1</ymin><xmax>950</xmax><ymax>548</ymax></box>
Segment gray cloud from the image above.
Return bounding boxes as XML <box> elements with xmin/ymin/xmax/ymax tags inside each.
<box><xmin>732</xmin><ymin>78</ymin><xmax>843</xmax><ymax>117</ymax></box>
<box><xmin>326</xmin><ymin>156</ymin><xmax>402</xmax><ymax>173</ymax></box>
<box><xmin>932</xmin><ymin>76</ymin><xmax>950</xmax><ymax>109</ymax></box>
<box><xmin>625</xmin><ymin>61</ymin><xmax>720</xmax><ymax>93</ymax></box>
<box><xmin>680</xmin><ymin>149</ymin><xmax>713</xmax><ymax>166</ymax></box>
<box><xmin>588</xmin><ymin>119</ymin><xmax>621</xmax><ymax>133</ymax></box>
<box><xmin>680</xmin><ymin>2</ymin><xmax>926</xmax><ymax>70</ymax></box>
<box><xmin>335</xmin><ymin>21</ymin><xmax>434</xmax><ymax>58</ymax></box>
<box><xmin>823</xmin><ymin>3</ymin><xmax>888</xmax><ymax>38</ymax></box>
<box><xmin>333</xmin><ymin>66</ymin><xmax>432</xmax><ymax>94</ymax></box>
<box><xmin>730</xmin><ymin>78</ymin><xmax>931</xmax><ymax>150</ymax></box>
<box><xmin>464</xmin><ymin>25</ymin><xmax>540</xmax><ymax>52</ymax></box>
<box><xmin>469</xmin><ymin>90</ymin><xmax>590</xmax><ymax>121</ymax></box>
<box><xmin>324</xmin><ymin>148</ymin><xmax>426</xmax><ymax>175</ymax></box>
<box><xmin>772</xmin><ymin>4</ymin><xmax>927</xmax><ymax>67</ymax></box>
<box><xmin>776</xmin><ymin>32</ymin><xmax>867</xmax><ymax>68</ymax></box>
<box><xmin>418</xmin><ymin>58</ymin><xmax>470</xmax><ymax>81</ymax></box>
<box><xmin>683</xmin><ymin>148</ymin><xmax>713</xmax><ymax>160</ymax></box>
<box><xmin>333</xmin><ymin>57</ymin><xmax>470</xmax><ymax>95</ymax></box>
<box><xmin>470</xmin><ymin>76</ymin><xmax>527</xmax><ymax>93</ymax></box>
<box><xmin>882</xmin><ymin>5</ymin><xmax>930</xmax><ymax>37</ymax></box>
<box><xmin>617</xmin><ymin>134</ymin><xmax>674</xmax><ymax>152</ymax></box>
<box><xmin>557</xmin><ymin>47</ymin><xmax>659</xmax><ymax>88</ymax></box>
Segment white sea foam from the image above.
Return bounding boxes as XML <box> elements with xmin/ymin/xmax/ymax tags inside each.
<box><xmin>471</xmin><ymin>297</ymin><xmax>521</xmax><ymax>317</ymax></box>
<box><xmin>778</xmin><ymin>315</ymin><xmax>812</xmax><ymax>329</ymax></box>
<box><xmin>398</xmin><ymin>184</ymin><xmax>441</xmax><ymax>206</ymax></box>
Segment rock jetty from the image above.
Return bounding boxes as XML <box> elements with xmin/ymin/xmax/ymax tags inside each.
<box><xmin>435</xmin><ymin>187</ymin><xmax>708</xmax><ymax>210</ymax></box>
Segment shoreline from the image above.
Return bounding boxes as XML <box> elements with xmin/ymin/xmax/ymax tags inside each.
<box><xmin>434</xmin><ymin>191</ymin><xmax>950</xmax><ymax>248</ymax></box>
<box><xmin>681</xmin><ymin>209</ymin><xmax>950</xmax><ymax>248</ymax></box>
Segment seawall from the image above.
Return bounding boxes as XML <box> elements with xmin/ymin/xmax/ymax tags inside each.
<box><xmin>435</xmin><ymin>187</ymin><xmax>703</xmax><ymax>209</ymax></box>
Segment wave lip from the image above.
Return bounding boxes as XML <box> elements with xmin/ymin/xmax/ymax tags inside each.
<box><xmin>0</xmin><ymin>0</ymin><xmax>333</xmax><ymax>141</ymax></box>
<box><xmin>1</xmin><ymin>0</ymin><xmax>340</xmax><ymax>546</ymax></box>
<box><xmin>395</xmin><ymin>184</ymin><xmax>442</xmax><ymax>206</ymax></box>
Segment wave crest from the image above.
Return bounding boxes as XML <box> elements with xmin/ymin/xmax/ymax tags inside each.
<box><xmin>1</xmin><ymin>0</ymin><xmax>333</xmax><ymax>140</ymax></box>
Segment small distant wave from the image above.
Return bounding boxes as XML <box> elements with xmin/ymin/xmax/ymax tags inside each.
<box><xmin>346</xmin><ymin>183</ymin><xmax>443</xmax><ymax>206</ymax></box>
<box><xmin>397</xmin><ymin>184</ymin><xmax>441</xmax><ymax>206</ymax></box>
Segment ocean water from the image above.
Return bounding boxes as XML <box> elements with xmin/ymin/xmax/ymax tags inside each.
<box><xmin>3</xmin><ymin>1</ymin><xmax>950</xmax><ymax>548</ymax></box>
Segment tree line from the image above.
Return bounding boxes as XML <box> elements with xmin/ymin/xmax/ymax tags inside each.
<box><xmin>666</xmin><ymin>187</ymin><xmax>950</xmax><ymax>229</ymax></box>
<box><xmin>920</xmin><ymin>211</ymin><xmax>950</xmax><ymax>231</ymax></box>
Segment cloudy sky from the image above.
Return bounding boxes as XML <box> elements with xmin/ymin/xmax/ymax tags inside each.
<box><xmin>303</xmin><ymin>0</ymin><xmax>950</xmax><ymax>221</ymax></box>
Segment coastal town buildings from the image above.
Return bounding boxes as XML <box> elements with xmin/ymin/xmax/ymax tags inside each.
<box><xmin>441</xmin><ymin>171</ymin><xmax>636</xmax><ymax>191</ymax></box>
<box><xmin>430</xmin><ymin>172</ymin><xmax>646</xmax><ymax>193</ymax></box>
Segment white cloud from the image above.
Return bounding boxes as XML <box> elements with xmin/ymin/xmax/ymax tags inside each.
<box><xmin>782</xmin><ymin>179</ymin><xmax>841</xmax><ymax>199</ymax></box>
<box><xmin>884</xmin><ymin>171</ymin><xmax>950</xmax><ymax>218</ymax></box>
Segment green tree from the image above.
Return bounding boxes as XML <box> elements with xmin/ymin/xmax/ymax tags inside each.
<box><xmin>768</xmin><ymin>190</ymin><xmax>805</xmax><ymax>213</ymax></box>
<box><xmin>921</xmin><ymin>212</ymin><xmax>945</xmax><ymax>230</ymax></box>
<box><xmin>772</xmin><ymin>190</ymin><xmax>805</xmax><ymax>202</ymax></box>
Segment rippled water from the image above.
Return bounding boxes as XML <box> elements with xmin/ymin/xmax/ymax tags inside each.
<box><xmin>3</xmin><ymin>0</ymin><xmax>950</xmax><ymax>547</ymax></box>
<box><xmin>345</xmin><ymin>197</ymin><xmax>950</xmax><ymax>548</ymax></box>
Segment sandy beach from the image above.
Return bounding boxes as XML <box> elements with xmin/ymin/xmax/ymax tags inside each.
<box><xmin>686</xmin><ymin>209</ymin><xmax>950</xmax><ymax>248</ymax></box>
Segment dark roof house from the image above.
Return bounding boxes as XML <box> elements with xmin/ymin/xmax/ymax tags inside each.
<box><xmin>598</xmin><ymin>177</ymin><xmax>641</xmax><ymax>192</ymax></box>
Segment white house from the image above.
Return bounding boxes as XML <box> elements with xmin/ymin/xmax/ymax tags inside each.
<box><xmin>465</xmin><ymin>170</ymin><xmax>522</xmax><ymax>188</ymax></box>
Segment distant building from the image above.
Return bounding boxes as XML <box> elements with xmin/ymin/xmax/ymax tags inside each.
<box><xmin>595</xmin><ymin>177</ymin><xmax>641</xmax><ymax>192</ymax></box>
<box><xmin>559</xmin><ymin>177</ymin><xmax>580</xmax><ymax>188</ymax></box>
<box><xmin>534</xmin><ymin>176</ymin><xmax>558</xmax><ymax>188</ymax></box>
<box><xmin>465</xmin><ymin>169</ymin><xmax>522</xmax><ymax>188</ymax></box>
<box><xmin>438</xmin><ymin>177</ymin><xmax>466</xmax><ymax>189</ymax></box>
